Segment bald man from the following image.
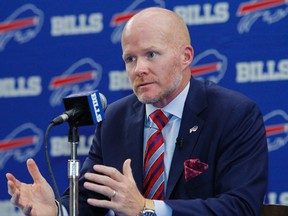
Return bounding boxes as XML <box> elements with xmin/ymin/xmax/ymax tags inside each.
<box><xmin>7</xmin><ymin>7</ymin><xmax>267</xmax><ymax>216</ymax></box>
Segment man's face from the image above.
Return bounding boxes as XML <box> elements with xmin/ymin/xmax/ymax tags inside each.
<box><xmin>122</xmin><ymin>22</ymin><xmax>184</xmax><ymax>107</ymax></box>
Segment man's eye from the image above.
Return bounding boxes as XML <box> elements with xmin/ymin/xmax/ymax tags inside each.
<box><xmin>125</xmin><ymin>56</ymin><xmax>136</xmax><ymax>63</ymax></box>
<box><xmin>147</xmin><ymin>51</ymin><xmax>157</xmax><ymax>58</ymax></box>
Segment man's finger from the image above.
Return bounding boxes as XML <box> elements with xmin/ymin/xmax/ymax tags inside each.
<box><xmin>93</xmin><ymin>164</ymin><xmax>123</xmax><ymax>182</ymax></box>
<box><xmin>10</xmin><ymin>191</ymin><xmax>20</xmax><ymax>206</ymax></box>
<box><xmin>6</xmin><ymin>173</ymin><xmax>20</xmax><ymax>195</ymax></box>
<box><xmin>123</xmin><ymin>159</ymin><xmax>134</xmax><ymax>181</ymax></box>
<box><xmin>84</xmin><ymin>181</ymin><xmax>112</xmax><ymax>198</ymax></box>
<box><xmin>26</xmin><ymin>158</ymin><xmax>44</xmax><ymax>184</ymax></box>
<box><xmin>6</xmin><ymin>173</ymin><xmax>20</xmax><ymax>187</ymax></box>
<box><xmin>7</xmin><ymin>180</ymin><xmax>16</xmax><ymax>195</ymax></box>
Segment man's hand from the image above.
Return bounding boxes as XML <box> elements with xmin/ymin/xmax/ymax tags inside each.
<box><xmin>83</xmin><ymin>159</ymin><xmax>145</xmax><ymax>216</ymax></box>
<box><xmin>6</xmin><ymin>158</ymin><xmax>57</xmax><ymax>216</ymax></box>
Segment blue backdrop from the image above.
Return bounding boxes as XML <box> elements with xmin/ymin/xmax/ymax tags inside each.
<box><xmin>1</xmin><ymin>1</ymin><xmax>288</xmax><ymax>214</ymax></box>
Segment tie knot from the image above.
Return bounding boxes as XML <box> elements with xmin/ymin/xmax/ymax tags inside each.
<box><xmin>149</xmin><ymin>109</ymin><xmax>171</xmax><ymax>130</ymax></box>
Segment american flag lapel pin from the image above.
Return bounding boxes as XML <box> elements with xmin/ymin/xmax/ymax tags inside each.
<box><xmin>189</xmin><ymin>125</ymin><xmax>198</xmax><ymax>133</ymax></box>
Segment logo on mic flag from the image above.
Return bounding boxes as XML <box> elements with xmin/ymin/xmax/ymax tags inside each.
<box><xmin>62</xmin><ymin>90</ymin><xmax>106</xmax><ymax>126</ymax></box>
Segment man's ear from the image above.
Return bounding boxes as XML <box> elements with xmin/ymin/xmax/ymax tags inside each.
<box><xmin>183</xmin><ymin>45</ymin><xmax>194</xmax><ymax>67</ymax></box>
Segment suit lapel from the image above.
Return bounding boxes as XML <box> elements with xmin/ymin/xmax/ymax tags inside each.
<box><xmin>166</xmin><ymin>78</ymin><xmax>207</xmax><ymax>198</ymax></box>
<box><xmin>123</xmin><ymin>101</ymin><xmax>145</xmax><ymax>193</ymax></box>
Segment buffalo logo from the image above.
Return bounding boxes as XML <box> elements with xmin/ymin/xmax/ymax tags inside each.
<box><xmin>110</xmin><ymin>0</ymin><xmax>166</xmax><ymax>44</ymax></box>
<box><xmin>0</xmin><ymin>123</ymin><xmax>43</xmax><ymax>169</ymax></box>
<box><xmin>0</xmin><ymin>4</ymin><xmax>44</xmax><ymax>51</ymax></box>
<box><xmin>49</xmin><ymin>58</ymin><xmax>102</xmax><ymax>106</ymax></box>
<box><xmin>264</xmin><ymin>109</ymin><xmax>288</xmax><ymax>152</ymax></box>
<box><xmin>237</xmin><ymin>0</ymin><xmax>288</xmax><ymax>33</ymax></box>
<box><xmin>191</xmin><ymin>49</ymin><xmax>227</xmax><ymax>84</ymax></box>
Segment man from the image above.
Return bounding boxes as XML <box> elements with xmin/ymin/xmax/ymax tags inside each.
<box><xmin>6</xmin><ymin>7</ymin><xmax>268</xmax><ymax>216</ymax></box>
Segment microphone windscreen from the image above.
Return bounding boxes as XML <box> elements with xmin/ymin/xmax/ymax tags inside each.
<box><xmin>99</xmin><ymin>93</ymin><xmax>107</xmax><ymax>110</ymax></box>
<box><xmin>63</xmin><ymin>90</ymin><xmax>106</xmax><ymax>126</ymax></box>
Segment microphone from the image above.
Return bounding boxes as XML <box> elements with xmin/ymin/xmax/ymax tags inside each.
<box><xmin>176</xmin><ymin>137</ymin><xmax>184</xmax><ymax>148</ymax></box>
<box><xmin>51</xmin><ymin>90</ymin><xmax>107</xmax><ymax>126</ymax></box>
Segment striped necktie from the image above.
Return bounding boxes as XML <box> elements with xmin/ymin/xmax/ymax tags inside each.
<box><xmin>143</xmin><ymin>109</ymin><xmax>171</xmax><ymax>200</ymax></box>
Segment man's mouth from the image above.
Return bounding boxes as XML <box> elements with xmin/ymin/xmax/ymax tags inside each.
<box><xmin>137</xmin><ymin>82</ymin><xmax>153</xmax><ymax>88</ymax></box>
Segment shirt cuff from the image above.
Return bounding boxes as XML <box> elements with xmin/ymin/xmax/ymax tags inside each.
<box><xmin>154</xmin><ymin>200</ymin><xmax>172</xmax><ymax>216</ymax></box>
<box><xmin>55</xmin><ymin>200</ymin><xmax>69</xmax><ymax>216</ymax></box>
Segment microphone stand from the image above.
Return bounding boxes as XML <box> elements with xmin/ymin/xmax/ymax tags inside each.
<box><xmin>68</xmin><ymin>124</ymin><xmax>80</xmax><ymax>216</ymax></box>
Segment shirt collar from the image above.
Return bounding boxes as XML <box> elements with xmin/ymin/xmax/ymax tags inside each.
<box><xmin>145</xmin><ymin>82</ymin><xmax>190</xmax><ymax>120</ymax></box>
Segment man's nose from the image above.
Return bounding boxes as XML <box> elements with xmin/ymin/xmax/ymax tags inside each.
<box><xmin>134</xmin><ymin>58</ymin><xmax>148</xmax><ymax>76</ymax></box>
